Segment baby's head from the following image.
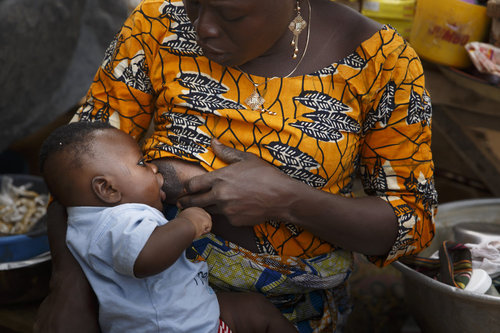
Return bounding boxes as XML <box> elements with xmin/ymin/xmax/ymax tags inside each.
<box><xmin>39</xmin><ymin>122</ymin><xmax>165</xmax><ymax>210</ymax></box>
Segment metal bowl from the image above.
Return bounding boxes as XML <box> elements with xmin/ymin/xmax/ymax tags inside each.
<box><xmin>453</xmin><ymin>221</ymin><xmax>500</xmax><ymax>244</ymax></box>
<box><xmin>0</xmin><ymin>252</ymin><xmax>51</xmax><ymax>304</ymax></box>
<box><xmin>0</xmin><ymin>174</ymin><xmax>49</xmax><ymax>262</ymax></box>
<box><xmin>393</xmin><ymin>198</ymin><xmax>500</xmax><ymax>333</ymax></box>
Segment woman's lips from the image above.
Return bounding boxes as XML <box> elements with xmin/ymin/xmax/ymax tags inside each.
<box><xmin>199</xmin><ymin>43</ymin><xmax>226</xmax><ymax>56</ymax></box>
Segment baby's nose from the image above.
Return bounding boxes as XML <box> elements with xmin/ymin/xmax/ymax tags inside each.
<box><xmin>149</xmin><ymin>162</ymin><xmax>158</xmax><ymax>173</ymax></box>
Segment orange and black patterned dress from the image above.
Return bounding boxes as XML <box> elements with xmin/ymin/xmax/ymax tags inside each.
<box><xmin>74</xmin><ymin>0</ymin><xmax>437</xmax><ymax>331</ymax></box>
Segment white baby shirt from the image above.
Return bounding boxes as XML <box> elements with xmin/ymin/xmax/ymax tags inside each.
<box><xmin>66</xmin><ymin>203</ymin><xmax>219</xmax><ymax>333</ymax></box>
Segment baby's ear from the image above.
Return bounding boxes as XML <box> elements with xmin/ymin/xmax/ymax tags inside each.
<box><xmin>92</xmin><ymin>176</ymin><xmax>121</xmax><ymax>204</ymax></box>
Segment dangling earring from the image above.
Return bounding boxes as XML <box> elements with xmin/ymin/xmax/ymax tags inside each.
<box><xmin>289</xmin><ymin>0</ymin><xmax>307</xmax><ymax>59</ymax></box>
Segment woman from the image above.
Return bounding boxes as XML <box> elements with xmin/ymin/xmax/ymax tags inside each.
<box><xmin>35</xmin><ymin>0</ymin><xmax>437</xmax><ymax>332</ymax></box>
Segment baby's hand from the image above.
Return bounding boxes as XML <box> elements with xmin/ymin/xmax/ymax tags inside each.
<box><xmin>177</xmin><ymin>207</ymin><xmax>212</xmax><ymax>239</ymax></box>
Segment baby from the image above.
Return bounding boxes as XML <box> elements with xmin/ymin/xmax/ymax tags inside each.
<box><xmin>39</xmin><ymin>121</ymin><xmax>296</xmax><ymax>333</ymax></box>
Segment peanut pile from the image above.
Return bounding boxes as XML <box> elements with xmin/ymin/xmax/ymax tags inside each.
<box><xmin>0</xmin><ymin>177</ymin><xmax>49</xmax><ymax>235</ymax></box>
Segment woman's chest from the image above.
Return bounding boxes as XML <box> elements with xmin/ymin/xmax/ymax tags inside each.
<box><xmin>153</xmin><ymin>58</ymin><xmax>367</xmax><ymax>190</ymax></box>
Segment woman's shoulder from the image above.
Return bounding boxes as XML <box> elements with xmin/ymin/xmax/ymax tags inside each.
<box><xmin>125</xmin><ymin>0</ymin><xmax>187</xmax><ymax>33</ymax></box>
<box><xmin>330</xmin><ymin>3</ymin><xmax>409</xmax><ymax>57</ymax></box>
<box><xmin>305</xmin><ymin>2</ymin><xmax>386</xmax><ymax>72</ymax></box>
<box><xmin>357</xmin><ymin>26</ymin><xmax>409</xmax><ymax>61</ymax></box>
<box><xmin>325</xmin><ymin>3</ymin><xmax>411</xmax><ymax>67</ymax></box>
<box><xmin>326</xmin><ymin>2</ymin><xmax>384</xmax><ymax>56</ymax></box>
<box><xmin>137</xmin><ymin>0</ymin><xmax>182</xmax><ymax>15</ymax></box>
<box><xmin>125</xmin><ymin>0</ymin><xmax>201</xmax><ymax>57</ymax></box>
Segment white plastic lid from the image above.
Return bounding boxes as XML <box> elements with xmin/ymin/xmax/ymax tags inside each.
<box><xmin>464</xmin><ymin>268</ymin><xmax>492</xmax><ymax>294</ymax></box>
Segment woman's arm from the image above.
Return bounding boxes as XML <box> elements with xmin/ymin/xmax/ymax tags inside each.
<box><xmin>178</xmin><ymin>139</ymin><xmax>398</xmax><ymax>256</ymax></box>
<box><xmin>133</xmin><ymin>207</ymin><xmax>211</xmax><ymax>277</ymax></box>
<box><xmin>34</xmin><ymin>202</ymin><xmax>100</xmax><ymax>333</ymax></box>
<box><xmin>286</xmin><ymin>180</ymin><xmax>399</xmax><ymax>256</ymax></box>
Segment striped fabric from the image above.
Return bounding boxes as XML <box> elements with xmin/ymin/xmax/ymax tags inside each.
<box><xmin>218</xmin><ymin>319</ymin><xmax>232</xmax><ymax>333</ymax></box>
<box><xmin>400</xmin><ymin>240</ymin><xmax>472</xmax><ymax>288</ymax></box>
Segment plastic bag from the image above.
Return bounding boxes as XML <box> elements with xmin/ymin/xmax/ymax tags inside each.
<box><xmin>465</xmin><ymin>42</ymin><xmax>500</xmax><ymax>77</ymax></box>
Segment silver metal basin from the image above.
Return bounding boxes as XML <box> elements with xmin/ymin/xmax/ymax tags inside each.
<box><xmin>0</xmin><ymin>252</ymin><xmax>51</xmax><ymax>304</ymax></box>
<box><xmin>393</xmin><ymin>198</ymin><xmax>500</xmax><ymax>333</ymax></box>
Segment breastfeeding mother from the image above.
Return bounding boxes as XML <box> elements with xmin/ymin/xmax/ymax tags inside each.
<box><xmin>35</xmin><ymin>0</ymin><xmax>437</xmax><ymax>332</ymax></box>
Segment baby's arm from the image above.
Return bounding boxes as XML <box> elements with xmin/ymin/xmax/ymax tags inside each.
<box><xmin>133</xmin><ymin>207</ymin><xmax>211</xmax><ymax>278</ymax></box>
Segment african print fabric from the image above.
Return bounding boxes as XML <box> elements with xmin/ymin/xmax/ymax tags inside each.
<box><xmin>73</xmin><ymin>0</ymin><xmax>438</xmax><ymax>331</ymax></box>
<box><xmin>193</xmin><ymin>233</ymin><xmax>352</xmax><ymax>332</ymax></box>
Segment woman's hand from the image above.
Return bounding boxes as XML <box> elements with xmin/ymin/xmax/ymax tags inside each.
<box><xmin>177</xmin><ymin>139</ymin><xmax>302</xmax><ymax>227</ymax></box>
<box><xmin>177</xmin><ymin>139</ymin><xmax>398</xmax><ymax>256</ymax></box>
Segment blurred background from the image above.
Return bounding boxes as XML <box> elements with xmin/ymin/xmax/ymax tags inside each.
<box><xmin>0</xmin><ymin>0</ymin><xmax>138</xmax><ymax>332</ymax></box>
<box><xmin>1</xmin><ymin>0</ymin><xmax>499</xmax><ymax>332</ymax></box>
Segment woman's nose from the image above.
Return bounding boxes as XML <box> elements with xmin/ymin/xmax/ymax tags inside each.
<box><xmin>193</xmin><ymin>9</ymin><xmax>220</xmax><ymax>41</ymax></box>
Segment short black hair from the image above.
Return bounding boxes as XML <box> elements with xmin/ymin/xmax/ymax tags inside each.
<box><xmin>39</xmin><ymin>121</ymin><xmax>115</xmax><ymax>172</ymax></box>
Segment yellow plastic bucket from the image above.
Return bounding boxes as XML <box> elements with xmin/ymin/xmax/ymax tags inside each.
<box><xmin>362</xmin><ymin>0</ymin><xmax>416</xmax><ymax>20</ymax></box>
<box><xmin>362</xmin><ymin>0</ymin><xmax>416</xmax><ymax>39</ymax></box>
<box><xmin>410</xmin><ymin>0</ymin><xmax>490</xmax><ymax>68</ymax></box>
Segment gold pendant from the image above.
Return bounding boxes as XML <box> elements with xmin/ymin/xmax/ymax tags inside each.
<box><xmin>245</xmin><ymin>89</ymin><xmax>265</xmax><ymax>111</ymax></box>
